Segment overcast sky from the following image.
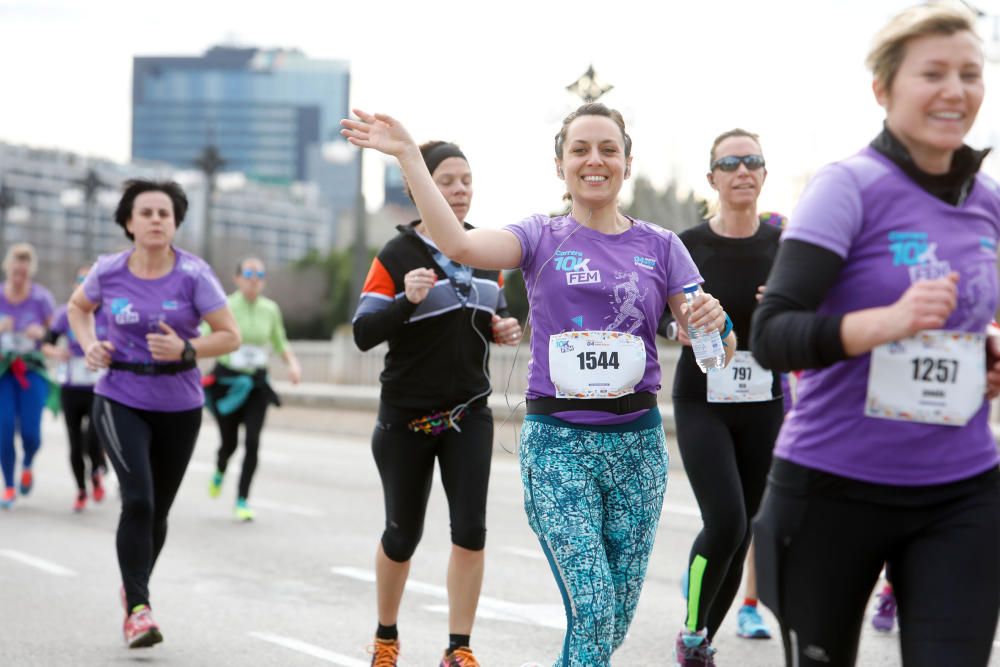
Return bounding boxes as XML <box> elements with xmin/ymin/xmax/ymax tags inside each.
<box><xmin>3</xmin><ymin>0</ymin><xmax>1000</xmax><ymax>227</ymax></box>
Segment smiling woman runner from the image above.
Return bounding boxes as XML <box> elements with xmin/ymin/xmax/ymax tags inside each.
<box><xmin>342</xmin><ymin>104</ymin><xmax>734</xmax><ymax>667</ymax></box>
<box><xmin>68</xmin><ymin>179</ymin><xmax>240</xmax><ymax>649</ymax></box>
<box><xmin>353</xmin><ymin>140</ymin><xmax>522</xmax><ymax>667</ymax></box>
<box><xmin>751</xmin><ymin>4</ymin><xmax>1000</xmax><ymax>666</ymax></box>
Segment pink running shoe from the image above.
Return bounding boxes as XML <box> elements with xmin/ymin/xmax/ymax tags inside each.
<box><xmin>73</xmin><ymin>491</ymin><xmax>87</xmax><ymax>513</ymax></box>
<box><xmin>19</xmin><ymin>469</ymin><xmax>32</xmax><ymax>495</ymax></box>
<box><xmin>91</xmin><ymin>470</ymin><xmax>105</xmax><ymax>502</ymax></box>
<box><xmin>123</xmin><ymin>605</ymin><xmax>162</xmax><ymax>648</ymax></box>
<box><xmin>0</xmin><ymin>487</ymin><xmax>14</xmax><ymax>509</ymax></box>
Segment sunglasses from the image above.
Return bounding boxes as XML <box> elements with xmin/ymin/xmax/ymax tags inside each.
<box><xmin>710</xmin><ymin>154</ymin><xmax>766</xmax><ymax>172</ymax></box>
<box><xmin>242</xmin><ymin>270</ymin><xmax>266</xmax><ymax>279</ymax></box>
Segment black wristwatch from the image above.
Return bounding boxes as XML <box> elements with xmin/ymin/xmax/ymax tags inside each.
<box><xmin>181</xmin><ymin>339</ymin><xmax>197</xmax><ymax>363</ymax></box>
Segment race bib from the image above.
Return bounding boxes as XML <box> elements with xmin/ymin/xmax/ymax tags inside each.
<box><xmin>548</xmin><ymin>331</ymin><xmax>646</xmax><ymax>399</ymax></box>
<box><xmin>0</xmin><ymin>332</ymin><xmax>35</xmax><ymax>354</ymax></box>
<box><xmin>57</xmin><ymin>357</ymin><xmax>105</xmax><ymax>386</ymax></box>
<box><xmin>707</xmin><ymin>350</ymin><xmax>773</xmax><ymax>403</ymax></box>
<box><xmin>866</xmin><ymin>330</ymin><xmax>985</xmax><ymax>427</ymax></box>
<box><xmin>228</xmin><ymin>344</ymin><xmax>269</xmax><ymax>370</ymax></box>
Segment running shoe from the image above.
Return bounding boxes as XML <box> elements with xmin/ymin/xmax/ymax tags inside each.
<box><xmin>736</xmin><ymin>604</ymin><xmax>772</xmax><ymax>639</ymax></box>
<box><xmin>123</xmin><ymin>605</ymin><xmax>163</xmax><ymax>648</ymax></box>
<box><xmin>871</xmin><ymin>589</ymin><xmax>897</xmax><ymax>633</ymax></box>
<box><xmin>19</xmin><ymin>469</ymin><xmax>32</xmax><ymax>495</ymax></box>
<box><xmin>208</xmin><ymin>470</ymin><xmax>223</xmax><ymax>498</ymax></box>
<box><xmin>440</xmin><ymin>646</ymin><xmax>480</xmax><ymax>666</ymax></box>
<box><xmin>235</xmin><ymin>497</ymin><xmax>255</xmax><ymax>522</ymax></box>
<box><xmin>0</xmin><ymin>487</ymin><xmax>14</xmax><ymax>509</ymax></box>
<box><xmin>674</xmin><ymin>630</ymin><xmax>717</xmax><ymax>667</ymax></box>
<box><xmin>368</xmin><ymin>637</ymin><xmax>400</xmax><ymax>666</ymax></box>
<box><xmin>73</xmin><ymin>490</ymin><xmax>87</xmax><ymax>513</ymax></box>
<box><xmin>91</xmin><ymin>470</ymin><xmax>105</xmax><ymax>502</ymax></box>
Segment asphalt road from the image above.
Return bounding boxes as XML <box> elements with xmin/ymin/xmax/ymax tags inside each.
<box><xmin>1</xmin><ymin>410</ymin><xmax>995</xmax><ymax>666</ymax></box>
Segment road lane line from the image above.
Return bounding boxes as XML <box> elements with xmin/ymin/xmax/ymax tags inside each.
<box><xmin>331</xmin><ymin>566</ymin><xmax>564</xmax><ymax>629</ymax></box>
<box><xmin>0</xmin><ymin>549</ymin><xmax>76</xmax><ymax>576</ymax></box>
<box><xmin>249</xmin><ymin>632</ymin><xmax>369</xmax><ymax>666</ymax></box>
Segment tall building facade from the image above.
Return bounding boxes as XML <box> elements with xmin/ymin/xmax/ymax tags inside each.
<box><xmin>132</xmin><ymin>46</ymin><xmax>357</xmax><ymax>244</ymax></box>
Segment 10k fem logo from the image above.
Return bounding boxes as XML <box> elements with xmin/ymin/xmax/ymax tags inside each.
<box><xmin>554</xmin><ymin>250</ymin><xmax>601</xmax><ymax>285</ymax></box>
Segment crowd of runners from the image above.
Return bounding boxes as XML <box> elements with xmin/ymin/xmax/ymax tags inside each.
<box><xmin>2</xmin><ymin>3</ymin><xmax>998</xmax><ymax>666</ymax></box>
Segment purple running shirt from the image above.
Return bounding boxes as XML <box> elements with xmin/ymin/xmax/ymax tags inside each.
<box><xmin>82</xmin><ymin>247</ymin><xmax>227</xmax><ymax>412</ymax></box>
<box><xmin>0</xmin><ymin>282</ymin><xmax>55</xmax><ymax>352</ymax></box>
<box><xmin>778</xmin><ymin>146</ymin><xmax>1000</xmax><ymax>485</ymax></box>
<box><xmin>506</xmin><ymin>214</ymin><xmax>701</xmax><ymax>424</ymax></box>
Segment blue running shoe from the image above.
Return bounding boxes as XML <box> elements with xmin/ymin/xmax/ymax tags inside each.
<box><xmin>736</xmin><ymin>604</ymin><xmax>772</xmax><ymax>639</ymax></box>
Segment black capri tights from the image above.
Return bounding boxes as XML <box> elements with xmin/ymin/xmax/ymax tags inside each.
<box><xmin>674</xmin><ymin>397</ymin><xmax>783</xmax><ymax>638</ymax></box>
<box><xmin>372</xmin><ymin>403</ymin><xmax>493</xmax><ymax>562</ymax></box>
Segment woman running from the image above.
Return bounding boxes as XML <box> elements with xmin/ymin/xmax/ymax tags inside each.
<box><xmin>353</xmin><ymin>140</ymin><xmax>521</xmax><ymax>667</ymax></box>
<box><xmin>42</xmin><ymin>264</ymin><xmax>109</xmax><ymax>512</ymax></box>
<box><xmin>68</xmin><ymin>179</ymin><xmax>240</xmax><ymax>648</ymax></box>
<box><xmin>205</xmin><ymin>256</ymin><xmax>301</xmax><ymax>521</ymax></box>
<box><xmin>0</xmin><ymin>242</ymin><xmax>56</xmax><ymax>508</ymax></box>
<box><xmin>667</xmin><ymin>130</ymin><xmax>783</xmax><ymax>664</ymax></box>
<box><xmin>342</xmin><ymin>104</ymin><xmax>733</xmax><ymax>667</ymax></box>
<box><xmin>751</xmin><ymin>5</ymin><xmax>1000</xmax><ymax>665</ymax></box>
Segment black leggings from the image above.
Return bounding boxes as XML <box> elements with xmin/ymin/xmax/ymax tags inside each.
<box><xmin>754</xmin><ymin>460</ymin><xmax>1000</xmax><ymax>667</ymax></box>
<box><xmin>674</xmin><ymin>397</ymin><xmax>783</xmax><ymax>638</ymax></box>
<box><xmin>213</xmin><ymin>387</ymin><xmax>270</xmax><ymax>500</ymax></box>
<box><xmin>373</xmin><ymin>403</ymin><xmax>493</xmax><ymax>562</ymax></box>
<box><xmin>92</xmin><ymin>396</ymin><xmax>201</xmax><ymax>611</ymax></box>
<box><xmin>60</xmin><ymin>386</ymin><xmax>106</xmax><ymax>491</ymax></box>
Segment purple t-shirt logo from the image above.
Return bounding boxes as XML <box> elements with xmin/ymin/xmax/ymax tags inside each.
<box><xmin>110</xmin><ymin>298</ymin><xmax>139</xmax><ymax>325</ymax></box>
<box><xmin>888</xmin><ymin>231</ymin><xmax>950</xmax><ymax>282</ymax></box>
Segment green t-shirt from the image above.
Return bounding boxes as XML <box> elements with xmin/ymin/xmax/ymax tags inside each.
<box><xmin>210</xmin><ymin>291</ymin><xmax>289</xmax><ymax>371</ymax></box>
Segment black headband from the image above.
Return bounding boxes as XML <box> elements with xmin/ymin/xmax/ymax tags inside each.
<box><xmin>423</xmin><ymin>143</ymin><xmax>467</xmax><ymax>176</ymax></box>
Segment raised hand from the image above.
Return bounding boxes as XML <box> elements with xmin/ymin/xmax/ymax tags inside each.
<box><xmin>340</xmin><ymin>109</ymin><xmax>418</xmax><ymax>159</ymax></box>
<box><xmin>146</xmin><ymin>320</ymin><xmax>184</xmax><ymax>361</ymax></box>
<box><xmin>404</xmin><ymin>267</ymin><xmax>438</xmax><ymax>304</ymax></box>
<box><xmin>887</xmin><ymin>272</ymin><xmax>959</xmax><ymax>340</ymax></box>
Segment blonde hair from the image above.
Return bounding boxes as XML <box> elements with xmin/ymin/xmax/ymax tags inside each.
<box><xmin>866</xmin><ymin>2</ymin><xmax>979</xmax><ymax>92</ymax></box>
<box><xmin>3</xmin><ymin>242</ymin><xmax>37</xmax><ymax>276</ymax></box>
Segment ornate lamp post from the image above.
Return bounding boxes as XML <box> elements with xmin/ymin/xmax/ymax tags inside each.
<box><xmin>566</xmin><ymin>65</ymin><xmax>614</xmax><ymax>103</ymax></box>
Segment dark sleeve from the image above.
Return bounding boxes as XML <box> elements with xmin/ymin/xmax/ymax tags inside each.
<box><xmin>43</xmin><ymin>329</ymin><xmax>61</xmax><ymax>346</ymax></box>
<box><xmin>657</xmin><ymin>306</ymin><xmax>675</xmax><ymax>339</ymax></box>
<box><xmin>750</xmin><ymin>239</ymin><xmax>850</xmax><ymax>372</ymax></box>
<box><xmin>352</xmin><ymin>298</ymin><xmax>419</xmax><ymax>352</ymax></box>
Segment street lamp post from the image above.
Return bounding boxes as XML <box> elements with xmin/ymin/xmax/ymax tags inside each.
<box><xmin>77</xmin><ymin>168</ymin><xmax>106</xmax><ymax>263</ymax></box>
<box><xmin>349</xmin><ymin>148</ymin><xmax>367</xmax><ymax>317</ymax></box>
<box><xmin>194</xmin><ymin>145</ymin><xmax>225</xmax><ymax>268</ymax></box>
<box><xmin>566</xmin><ymin>65</ymin><xmax>614</xmax><ymax>104</ymax></box>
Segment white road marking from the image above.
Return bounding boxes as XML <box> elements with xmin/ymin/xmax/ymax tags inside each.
<box><xmin>0</xmin><ymin>549</ymin><xmax>76</xmax><ymax>576</ymax></box>
<box><xmin>188</xmin><ymin>461</ymin><xmax>215</xmax><ymax>474</ymax></box>
<box><xmin>331</xmin><ymin>566</ymin><xmax>564</xmax><ymax>630</ymax></box>
<box><xmin>249</xmin><ymin>632</ymin><xmax>370</xmax><ymax>666</ymax></box>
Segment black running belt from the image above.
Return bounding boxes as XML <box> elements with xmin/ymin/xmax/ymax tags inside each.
<box><xmin>109</xmin><ymin>360</ymin><xmax>197</xmax><ymax>376</ymax></box>
<box><xmin>526</xmin><ymin>392</ymin><xmax>658</xmax><ymax>415</ymax></box>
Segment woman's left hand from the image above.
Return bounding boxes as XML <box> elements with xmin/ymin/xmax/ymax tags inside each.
<box><xmin>146</xmin><ymin>321</ymin><xmax>184</xmax><ymax>361</ymax></box>
<box><xmin>492</xmin><ymin>315</ymin><xmax>522</xmax><ymax>346</ymax></box>
<box><xmin>340</xmin><ymin>109</ymin><xmax>417</xmax><ymax>159</ymax></box>
<box><xmin>684</xmin><ymin>291</ymin><xmax>726</xmax><ymax>334</ymax></box>
<box><xmin>23</xmin><ymin>323</ymin><xmax>46</xmax><ymax>340</ymax></box>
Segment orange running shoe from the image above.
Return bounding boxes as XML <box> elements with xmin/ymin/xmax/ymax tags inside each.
<box><xmin>440</xmin><ymin>646</ymin><xmax>480</xmax><ymax>666</ymax></box>
<box><xmin>368</xmin><ymin>638</ymin><xmax>400</xmax><ymax>666</ymax></box>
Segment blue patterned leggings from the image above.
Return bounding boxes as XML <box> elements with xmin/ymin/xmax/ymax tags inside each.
<box><xmin>519</xmin><ymin>409</ymin><xmax>668</xmax><ymax>667</ymax></box>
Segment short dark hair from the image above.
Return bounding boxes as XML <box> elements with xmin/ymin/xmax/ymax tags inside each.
<box><xmin>404</xmin><ymin>140</ymin><xmax>466</xmax><ymax>203</ymax></box>
<box><xmin>113</xmin><ymin>179</ymin><xmax>189</xmax><ymax>241</ymax></box>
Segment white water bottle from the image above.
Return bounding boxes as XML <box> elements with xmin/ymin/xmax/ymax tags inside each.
<box><xmin>683</xmin><ymin>283</ymin><xmax>725</xmax><ymax>373</ymax></box>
